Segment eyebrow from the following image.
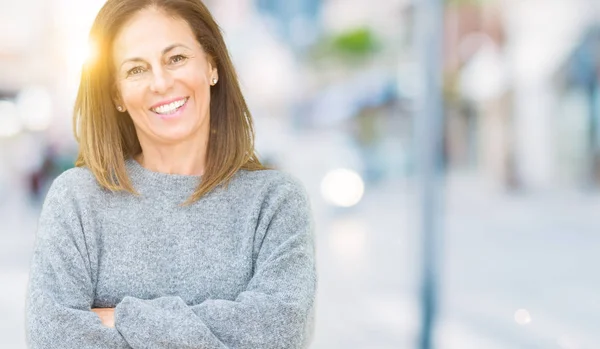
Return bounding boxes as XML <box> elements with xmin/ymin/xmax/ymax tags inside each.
<box><xmin>119</xmin><ymin>43</ymin><xmax>191</xmax><ymax>68</ymax></box>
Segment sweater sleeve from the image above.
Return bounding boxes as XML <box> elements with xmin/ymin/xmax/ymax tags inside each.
<box><xmin>114</xmin><ymin>179</ymin><xmax>317</xmax><ymax>349</ymax></box>
<box><xmin>25</xmin><ymin>176</ymin><xmax>132</xmax><ymax>349</ymax></box>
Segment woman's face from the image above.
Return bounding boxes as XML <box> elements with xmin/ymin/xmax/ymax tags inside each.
<box><xmin>112</xmin><ymin>7</ymin><xmax>217</xmax><ymax>145</ymax></box>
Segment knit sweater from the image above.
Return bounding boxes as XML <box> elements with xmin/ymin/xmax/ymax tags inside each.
<box><xmin>25</xmin><ymin>158</ymin><xmax>317</xmax><ymax>349</ymax></box>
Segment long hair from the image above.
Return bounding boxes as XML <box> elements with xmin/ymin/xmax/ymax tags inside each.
<box><xmin>74</xmin><ymin>0</ymin><xmax>266</xmax><ymax>204</ymax></box>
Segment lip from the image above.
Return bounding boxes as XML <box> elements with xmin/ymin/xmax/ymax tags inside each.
<box><xmin>152</xmin><ymin>98</ymin><xmax>189</xmax><ymax>120</ymax></box>
<box><xmin>149</xmin><ymin>96</ymin><xmax>189</xmax><ymax>110</ymax></box>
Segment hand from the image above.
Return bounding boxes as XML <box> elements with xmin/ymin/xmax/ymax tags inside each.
<box><xmin>91</xmin><ymin>308</ymin><xmax>115</xmax><ymax>328</ymax></box>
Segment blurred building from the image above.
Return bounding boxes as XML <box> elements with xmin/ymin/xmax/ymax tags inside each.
<box><xmin>255</xmin><ymin>0</ymin><xmax>322</xmax><ymax>51</ymax></box>
<box><xmin>441</xmin><ymin>0</ymin><xmax>600</xmax><ymax>192</ymax></box>
<box><xmin>555</xmin><ymin>26</ymin><xmax>600</xmax><ymax>187</ymax></box>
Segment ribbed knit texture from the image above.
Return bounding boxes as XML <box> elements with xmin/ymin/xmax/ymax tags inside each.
<box><xmin>25</xmin><ymin>158</ymin><xmax>317</xmax><ymax>349</ymax></box>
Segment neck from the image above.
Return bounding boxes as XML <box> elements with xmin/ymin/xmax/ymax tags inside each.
<box><xmin>135</xmin><ymin>136</ymin><xmax>208</xmax><ymax>176</ymax></box>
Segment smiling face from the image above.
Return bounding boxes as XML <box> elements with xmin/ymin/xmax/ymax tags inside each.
<box><xmin>112</xmin><ymin>7</ymin><xmax>218</xmax><ymax>146</ymax></box>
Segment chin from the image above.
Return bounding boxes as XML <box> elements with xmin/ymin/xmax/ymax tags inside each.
<box><xmin>153</xmin><ymin>132</ymin><xmax>194</xmax><ymax>143</ymax></box>
<box><xmin>154</xmin><ymin>123</ymin><xmax>206</xmax><ymax>143</ymax></box>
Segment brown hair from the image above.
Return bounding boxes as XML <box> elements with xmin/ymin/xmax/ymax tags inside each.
<box><xmin>74</xmin><ymin>0</ymin><xmax>267</xmax><ymax>204</ymax></box>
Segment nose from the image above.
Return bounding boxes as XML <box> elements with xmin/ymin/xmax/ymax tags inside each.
<box><xmin>149</xmin><ymin>66</ymin><xmax>174</xmax><ymax>94</ymax></box>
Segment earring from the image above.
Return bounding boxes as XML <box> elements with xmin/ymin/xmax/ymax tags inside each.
<box><xmin>117</xmin><ymin>105</ymin><xmax>124</xmax><ymax>112</ymax></box>
<box><xmin>211</xmin><ymin>77</ymin><xmax>218</xmax><ymax>85</ymax></box>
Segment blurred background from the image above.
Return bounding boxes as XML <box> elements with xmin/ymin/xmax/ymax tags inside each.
<box><xmin>1</xmin><ymin>0</ymin><xmax>600</xmax><ymax>348</ymax></box>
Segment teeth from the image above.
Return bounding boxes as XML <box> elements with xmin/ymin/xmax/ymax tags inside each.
<box><xmin>152</xmin><ymin>98</ymin><xmax>187</xmax><ymax>114</ymax></box>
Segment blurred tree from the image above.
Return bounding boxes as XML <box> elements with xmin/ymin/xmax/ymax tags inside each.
<box><xmin>311</xmin><ymin>27</ymin><xmax>381</xmax><ymax>64</ymax></box>
<box><xmin>445</xmin><ymin>0</ymin><xmax>486</xmax><ymax>6</ymax></box>
<box><xmin>331</xmin><ymin>28</ymin><xmax>378</xmax><ymax>56</ymax></box>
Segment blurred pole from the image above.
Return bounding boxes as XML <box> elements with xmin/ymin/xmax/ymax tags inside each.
<box><xmin>414</xmin><ymin>0</ymin><xmax>444</xmax><ymax>347</ymax></box>
<box><xmin>589</xmin><ymin>78</ymin><xmax>599</xmax><ymax>188</ymax></box>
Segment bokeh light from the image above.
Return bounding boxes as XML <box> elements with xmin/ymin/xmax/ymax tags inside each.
<box><xmin>320</xmin><ymin>168</ymin><xmax>365</xmax><ymax>207</ymax></box>
<box><xmin>0</xmin><ymin>100</ymin><xmax>22</xmax><ymax>138</ymax></box>
<box><xmin>16</xmin><ymin>86</ymin><xmax>53</xmax><ymax>132</ymax></box>
<box><xmin>514</xmin><ymin>309</ymin><xmax>532</xmax><ymax>325</ymax></box>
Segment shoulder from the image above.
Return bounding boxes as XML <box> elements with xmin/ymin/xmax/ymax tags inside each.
<box><xmin>37</xmin><ymin>168</ymin><xmax>102</xmax><ymax>248</ymax></box>
<box><xmin>234</xmin><ymin>168</ymin><xmax>309</xmax><ymax>200</ymax></box>
<box><xmin>230</xmin><ymin>169</ymin><xmax>312</xmax><ymax>221</ymax></box>
<box><xmin>45</xmin><ymin>166</ymin><xmax>102</xmax><ymax>203</ymax></box>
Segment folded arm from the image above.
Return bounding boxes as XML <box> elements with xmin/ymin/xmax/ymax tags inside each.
<box><xmin>114</xmin><ymin>179</ymin><xmax>317</xmax><ymax>349</ymax></box>
<box><xmin>25</xmin><ymin>178</ymin><xmax>132</xmax><ymax>349</ymax></box>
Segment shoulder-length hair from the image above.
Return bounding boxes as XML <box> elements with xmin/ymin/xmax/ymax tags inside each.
<box><xmin>74</xmin><ymin>0</ymin><xmax>266</xmax><ymax>204</ymax></box>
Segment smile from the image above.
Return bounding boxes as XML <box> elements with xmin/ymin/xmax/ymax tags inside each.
<box><xmin>150</xmin><ymin>97</ymin><xmax>189</xmax><ymax>115</ymax></box>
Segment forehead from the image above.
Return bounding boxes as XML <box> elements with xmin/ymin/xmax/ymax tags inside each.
<box><xmin>113</xmin><ymin>8</ymin><xmax>199</xmax><ymax>60</ymax></box>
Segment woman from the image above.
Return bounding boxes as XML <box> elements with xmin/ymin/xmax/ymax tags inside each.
<box><xmin>24</xmin><ymin>1</ymin><xmax>317</xmax><ymax>348</ymax></box>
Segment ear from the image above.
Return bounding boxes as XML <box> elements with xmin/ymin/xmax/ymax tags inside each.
<box><xmin>208</xmin><ymin>62</ymin><xmax>219</xmax><ymax>86</ymax></box>
<box><xmin>209</xmin><ymin>62</ymin><xmax>218</xmax><ymax>79</ymax></box>
<box><xmin>113</xmin><ymin>97</ymin><xmax>126</xmax><ymax>112</ymax></box>
<box><xmin>112</xmin><ymin>85</ymin><xmax>126</xmax><ymax>112</ymax></box>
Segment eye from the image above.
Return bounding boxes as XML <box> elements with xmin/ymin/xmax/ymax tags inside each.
<box><xmin>127</xmin><ymin>66</ymin><xmax>145</xmax><ymax>76</ymax></box>
<box><xmin>169</xmin><ymin>54</ymin><xmax>188</xmax><ymax>64</ymax></box>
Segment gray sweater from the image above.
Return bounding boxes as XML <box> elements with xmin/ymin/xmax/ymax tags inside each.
<box><xmin>25</xmin><ymin>158</ymin><xmax>317</xmax><ymax>349</ymax></box>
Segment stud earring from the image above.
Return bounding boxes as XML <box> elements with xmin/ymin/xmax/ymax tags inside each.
<box><xmin>117</xmin><ymin>105</ymin><xmax>124</xmax><ymax>112</ymax></box>
<box><xmin>211</xmin><ymin>77</ymin><xmax>218</xmax><ymax>85</ymax></box>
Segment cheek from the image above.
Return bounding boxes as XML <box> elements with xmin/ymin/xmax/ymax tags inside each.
<box><xmin>119</xmin><ymin>81</ymin><xmax>147</xmax><ymax>108</ymax></box>
<box><xmin>180</xmin><ymin>73</ymin><xmax>207</xmax><ymax>93</ymax></box>
<box><xmin>193</xmin><ymin>85</ymin><xmax>211</xmax><ymax>113</ymax></box>
<box><xmin>177</xmin><ymin>62</ymin><xmax>210</xmax><ymax>91</ymax></box>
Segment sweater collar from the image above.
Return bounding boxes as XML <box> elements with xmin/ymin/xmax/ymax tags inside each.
<box><xmin>125</xmin><ymin>157</ymin><xmax>202</xmax><ymax>197</ymax></box>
